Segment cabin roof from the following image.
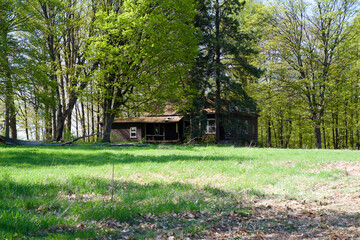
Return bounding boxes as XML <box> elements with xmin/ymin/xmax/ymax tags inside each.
<box><xmin>113</xmin><ymin>116</ymin><xmax>183</xmax><ymax>124</ymax></box>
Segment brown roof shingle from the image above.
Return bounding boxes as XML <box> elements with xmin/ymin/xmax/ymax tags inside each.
<box><xmin>113</xmin><ymin>116</ymin><xmax>183</xmax><ymax>124</ymax></box>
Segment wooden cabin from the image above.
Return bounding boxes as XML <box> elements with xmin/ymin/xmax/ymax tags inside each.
<box><xmin>109</xmin><ymin>103</ymin><xmax>258</xmax><ymax>144</ymax></box>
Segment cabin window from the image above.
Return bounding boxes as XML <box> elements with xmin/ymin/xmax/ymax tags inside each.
<box><xmin>206</xmin><ymin>119</ymin><xmax>216</xmax><ymax>134</ymax></box>
<box><xmin>130</xmin><ymin>127</ymin><xmax>137</xmax><ymax>138</ymax></box>
<box><xmin>252</xmin><ymin>124</ymin><xmax>256</xmax><ymax>134</ymax></box>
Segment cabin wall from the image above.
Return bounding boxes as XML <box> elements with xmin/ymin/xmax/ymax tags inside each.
<box><xmin>165</xmin><ymin>123</ymin><xmax>180</xmax><ymax>141</ymax></box>
<box><xmin>213</xmin><ymin>113</ymin><xmax>258</xmax><ymax>144</ymax></box>
<box><xmin>111</xmin><ymin>123</ymin><xmax>143</xmax><ymax>142</ymax></box>
<box><xmin>233</xmin><ymin>115</ymin><xmax>258</xmax><ymax>143</ymax></box>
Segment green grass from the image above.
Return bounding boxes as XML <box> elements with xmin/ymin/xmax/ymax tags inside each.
<box><xmin>0</xmin><ymin>145</ymin><xmax>359</xmax><ymax>239</ymax></box>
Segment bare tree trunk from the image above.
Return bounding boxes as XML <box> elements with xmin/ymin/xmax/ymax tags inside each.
<box><xmin>87</xmin><ymin>102</ymin><xmax>90</xmax><ymax>142</ymax></box>
<box><xmin>214</xmin><ymin>0</ymin><xmax>221</xmax><ymax>144</ymax></box>
<box><xmin>97</xmin><ymin>101</ymin><xmax>100</xmax><ymax>141</ymax></box>
<box><xmin>24</xmin><ymin>100</ymin><xmax>29</xmax><ymax>140</ymax></box>
<box><xmin>322</xmin><ymin>119</ymin><xmax>326</xmax><ymax>149</ymax></box>
<box><xmin>285</xmin><ymin>120</ymin><xmax>292</xmax><ymax>148</ymax></box>
<box><xmin>4</xmin><ymin>67</ymin><xmax>16</xmax><ymax>139</ymax></box>
<box><xmin>312</xmin><ymin>113</ymin><xmax>322</xmax><ymax>149</ymax></box>
<box><xmin>267</xmin><ymin>119</ymin><xmax>272</xmax><ymax>147</ymax></box>
<box><xmin>279</xmin><ymin>118</ymin><xmax>284</xmax><ymax>147</ymax></box>
<box><xmin>273</xmin><ymin>121</ymin><xmax>277</xmax><ymax>148</ymax></box>
<box><xmin>91</xmin><ymin>86</ymin><xmax>95</xmax><ymax>141</ymax></box>
<box><xmin>34</xmin><ymin>103</ymin><xmax>40</xmax><ymax>141</ymax></box>
<box><xmin>75</xmin><ymin>104</ymin><xmax>79</xmax><ymax>138</ymax></box>
<box><xmin>314</xmin><ymin>125</ymin><xmax>321</xmax><ymax>149</ymax></box>
<box><xmin>101</xmin><ymin>96</ymin><xmax>124</xmax><ymax>142</ymax></box>
<box><xmin>345</xmin><ymin>109</ymin><xmax>348</xmax><ymax>149</ymax></box>
<box><xmin>45</xmin><ymin>103</ymin><xmax>52</xmax><ymax>141</ymax></box>
<box><xmin>81</xmin><ymin>102</ymin><xmax>86</xmax><ymax>138</ymax></box>
<box><xmin>102</xmin><ymin>113</ymin><xmax>116</xmax><ymax>143</ymax></box>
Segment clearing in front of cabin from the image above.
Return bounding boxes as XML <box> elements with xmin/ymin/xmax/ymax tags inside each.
<box><xmin>0</xmin><ymin>145</ymin><xmax>359</xmax><ymax>239</ymax></box>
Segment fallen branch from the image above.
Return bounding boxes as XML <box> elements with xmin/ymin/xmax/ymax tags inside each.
<box><xmin>184</xmin><ymin>137</ymin><xmax>200</xmax><ymax>145</ymax></box>
<box><xmin>0</xmin><ymin>134</ymin><xmax>150</xmax><ymax>147</ymax></box>
<box><xmin>109</xmin><ymin>143</ymin><xmax>149</xmax><ymax>147</ymax></box>
<box><xmin>0</xmin><ymin>135</ymin><xmax>57</xmax><ymax>146</ymax></box>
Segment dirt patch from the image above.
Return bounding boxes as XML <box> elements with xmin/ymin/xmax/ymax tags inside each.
<box><xmin>94</xmin><ymin>166</ymin><xmax>360</xmax><ymax>239</ymax></box>
<box><xmin>322</xmin><ymin>161</ymin><xmax>360</xmax><ymax>176</ymax></box>
<box><xmin>250</xmin><ymin>196</ymin><xmax>360</xmax><ymax>239</ymax></box>
<box><xmin>270</xmin><ymin>161</ymin><xmax>298</xmax><ymax>167</ymax></box>
<box><xmin>90</xmin><ymin>197</ymin><xmax>360</xmax><ymax>239</ymax></box>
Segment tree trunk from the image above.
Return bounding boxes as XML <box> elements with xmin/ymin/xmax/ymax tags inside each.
<box><xmin>102</xmin><ymin>112</ymin><xmax>116</xmax><ymax>142</ymax></box>
<box><xmin>24</xmin><ymin>100</ymin><xmax>29</xmax><ymax>140</ymax></box>
<box><xmin>97</xmin><ymin>101</ymin><xmax>101</xmax><ymax>140</ymax></box>
<box><xmin>9</xmin><ymin>103</ymin><xmax>17</xmax><ymax>139</ymax></box>
<box><xmin>4</xmin><ymin>100</ymin><xmax>10</xmax><ymax>138</ymax></box>
<box><xmin>311</xmin><ymin>111</ymin><xmax>322</xmax><ymax>149</ymax></box>
<box><xmin>214</xmin><ymin>0</ymin><xmax>221</xmax><ymax>144</ymax></box>
<box><xmin>54</xmin><ymin>91</ymin><xmax>84</xmax><ymax>141</ymax></box>
<box><xmin>285</xmin><ymin>120</ymin><xmax>292</xmax><ymax>148</ymax></box>
<box><xmin>75</xmin><ymin>104</ymin><xmax>79</xmax><ymax>138</ymax></box>
<box><xmin>45</xmin><ymin>103</ymin><xmax>52</xmax><ymax>141</ymax></box>
<box><xmin>81</xmin><ymin>102</ymin><xmax>86</xmax><ymax>138</ymax></box>
<box><xmin>34</xmin><ymin>103</ymin><xmax>40</xmax><ymax>141</ymax></box>
<box><xmin>87</xmin><ymin>102</ymin><xmax>90</xmax><ymax>142</ymax></box>
<box><xmin>322</xmin><ymin>120</ymin><xmax>326</xmax><ymax>149</ymax></box>
<box><xmin>279</xmin><ymin>118</ymin><xmax>284</xmax><ymax>147</ymax></box>
<box><xmin>91</xmin><ymin>103</ymin><xmax>95</xmax><ymax>139</ymax></box>
<box><xmin>267</xmin><ymin>119</ymin><xmax>272</xmax><ymax>147</ymax></box>
<box><xmin>66</xmin><ymin>111</ymin><xmax>72</xmax><ymax>139</ymax></box>
<box><xmin>4</xmin><ymin>60</ymin><xmax>16</xmax><ymax>139</ymax></box>
<box><xmin>314</xmin><ymin>124</ymin><xmax>322</xmax><ymax>149</ymax></box>
<box><xmin>345</xmin><ymin>109</ymin><xmax>348</xmax><ymax>149</ymax></box>
<box><xmin>101</xmin><ymin>95</ymin><xmax>124</xmax><ymax>142</ymax></box>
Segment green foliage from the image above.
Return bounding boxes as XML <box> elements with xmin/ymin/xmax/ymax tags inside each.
<box><xmin>88</xmin><ymin>0</ymin><xmax>198</xmax><ymax>109</ymax></box>
<box><xmin>88</xmin><ymin>0</ymin><xmax>199</xmax><ymax>141</ymax></box>
<box><xmin>249</xmin><ymin>0</ymin><xmax>360</xmax><ymax>149</ymax></box>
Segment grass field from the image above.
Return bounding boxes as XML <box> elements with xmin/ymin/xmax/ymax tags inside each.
<box><xmin>1</xmin><ymin>145</ymin><xmax>359</xmax><ymax>239</ymax></box>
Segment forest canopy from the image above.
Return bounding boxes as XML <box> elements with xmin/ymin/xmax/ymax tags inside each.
<box><xmin>0</xmin><ymin>0</ymin><xmax>359</xmax><ymax>149</ymax></box>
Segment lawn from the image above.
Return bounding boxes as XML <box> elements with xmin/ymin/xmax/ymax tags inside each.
<box><xmin>0</xmin><ymin>145</ymin><xmax>359</xmax><ymax>239</ymax></box>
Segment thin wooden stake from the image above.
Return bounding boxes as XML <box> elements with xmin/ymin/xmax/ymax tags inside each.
<box><xmin>111</xmin><ymin>163</ymin><xmax>115</xmax><ymax>202</ymax></box>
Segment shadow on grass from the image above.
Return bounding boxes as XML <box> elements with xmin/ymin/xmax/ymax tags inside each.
<box><xmin>0</xmin><ymin>145</ymin><xmax>255</xmax><ymax>167</ymax></box>
<box><xmin>0</xmin><ymin>175</ymin><xmax>259</xmax><ymax>238</ymax></box>
<box><xmin>1</xmin><ymin>173</ymin><xmax>359</xmax><ymax>239</ymax></box>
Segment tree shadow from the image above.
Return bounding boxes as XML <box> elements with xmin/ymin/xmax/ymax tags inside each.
<box><xmin>0</xmin><ymin>176</ymin><xmax>259</xmax><ymax>238</ymax></box>
<box><xmin>0</xmin><ymin>145</ymin><xmax>255</xmax><ymax>167</ymax></box>
<box><xmin>1</xmin><ymin>170</ymin><xmax>359</xmax><ymax>239</ymax></box>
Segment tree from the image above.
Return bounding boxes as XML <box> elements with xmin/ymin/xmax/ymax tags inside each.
<box><xmin>270</xmin><ymin>0</ymin><xmax>358</xmax><ymax>149</ymax></box>
<box><xmin>0</xmin><ymin>0</ymin><xmax>45</xmax><ymax>139</ymax></box>
<box><xmin>0</xmin><ymin>0</ymin><xmax>28</xmax><ymax>138</ymax></box>
<box><xmin>88</xmin><ymin>0</ymin><xmax>198</xmax><ymax>142</ymax></box>
<box><xmin>35</xmin><ymin>0</ymin><xmax>97</xmax><ymax>141</ymax></box>
<box><xmin>191</xmin><ymin>0</ymin><xmax>262</xmax><ymax>143</ymax></box>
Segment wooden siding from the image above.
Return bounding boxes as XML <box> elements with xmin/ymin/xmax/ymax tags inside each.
<box><xmin>111</xmin><ymin>123</ymin><xmax>143</xmax><ymax>142</ymax></box>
